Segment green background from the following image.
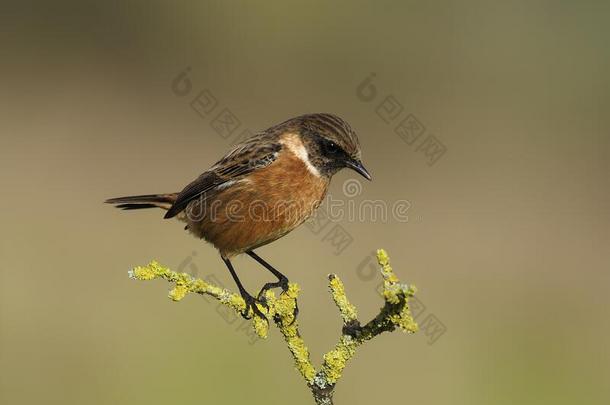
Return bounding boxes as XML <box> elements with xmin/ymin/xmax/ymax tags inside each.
<box><xmin>1</xmin><ymin>1</ymin><xmax>608</xmax><ymax>404</ymax></box>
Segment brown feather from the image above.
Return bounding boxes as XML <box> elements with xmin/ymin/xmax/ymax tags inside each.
<box><xmin>184</xmin><ymin>139</ymin><xmax>329</xmax><ymax>258</ymax></box>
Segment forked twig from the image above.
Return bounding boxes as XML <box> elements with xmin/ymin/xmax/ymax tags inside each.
<box><xmin>128</xmin><ymin>249</ymin><xmax>418</xmax><ymax>404</ymax></box>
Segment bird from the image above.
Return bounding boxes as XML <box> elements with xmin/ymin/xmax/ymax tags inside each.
<box><xmin>106</xmin><ymin>113</ymin><xmax>371</xmax><ymax>319</ymax></box>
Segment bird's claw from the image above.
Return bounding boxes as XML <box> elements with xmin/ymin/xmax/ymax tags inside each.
<box><xmin>256</xmin><ymin>277</ymin><xmax>289</xmax><ymax>302</ymax></box>
<box><xmin>256</xmin><ymin>278</ymin><xmax>299</xmax><ymax>326</ymax></box>
<box><xmin>240</xmin><ymin>292</ymin><xmax>267</xmax><ymax>321</ymax></box>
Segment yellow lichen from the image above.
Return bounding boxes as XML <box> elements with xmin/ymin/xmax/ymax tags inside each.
<box><xmin>252</xmin><ymin>316</ymin><xmax>269</xmax><ymax>338</ymax></box>
<box><xmin>168</xmin><ymin>284</ymin><xmax>188</xmax><ymax>301</ymax></box>
<box><xmin>328</xmin><ymin>275</ymin><xmax>357</xmax><ymax>323</ymax></box>
<box><xmin>260</xmin><ymin>283</ymin><xmax>316</xmax><ymax>382</ymax></box>
<box><xmin>286</xmin><ymin>333</ymin><xmax>316</xmax><ymax>383</ymax></box>
<box><xmin>273</xmin><ymin>283</ymin><xmax>300</xmax><ymax>325</ymax></box>
<box><xmin>128</xmin><ymin>248</ymin><xmax>419</xmax><ymax>401</ymax></box>
<box><xmin>129</xmin><ymin>264</ymin><xmax>159</xmax><ymax>280</ymax></box>
<box><xmin>322</xmin><ymin>335</ymin><xmax>358</xmax><ymax>384</ymax></box>
<box><xmin>376</xmin><ymin>249</ymin><xmax>399</xmax><ymax>283</ymax></box>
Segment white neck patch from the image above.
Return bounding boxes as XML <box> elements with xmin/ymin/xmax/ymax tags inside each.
<box><xmin>280</xmin><ymin>133</ymin><xmax>321</xmax><ymax>177</ymax></box>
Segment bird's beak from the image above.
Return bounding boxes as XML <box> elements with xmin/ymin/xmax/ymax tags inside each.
<box><xmin>345</xmin><ymin>159</ymin><xmax>372</xmax><ymax>181</ymax></box>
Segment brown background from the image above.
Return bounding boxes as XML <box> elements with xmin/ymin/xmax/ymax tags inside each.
<box><xmin>1</xmin><ymin>1</ymin><xmax>608</xmax><ymax>404</ymax></box>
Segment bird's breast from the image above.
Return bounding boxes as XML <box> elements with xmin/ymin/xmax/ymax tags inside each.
<box><xmin>238</xmin><ymin>147</ymin><xmax>329</xmax><ymax>232</ymax></box>
<box><xmin>190</xmin><ymin>147</ymin><xmax>329</xmax><ymax>257</ymax></box>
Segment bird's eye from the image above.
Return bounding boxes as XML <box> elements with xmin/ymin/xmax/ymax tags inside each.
<box><xmin>326</xmin><ymin>141</ymin><xmax>339</xmax><ymax>153</ymax></box>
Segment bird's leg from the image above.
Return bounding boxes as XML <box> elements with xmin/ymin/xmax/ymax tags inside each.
<box><xmin>246</xmin><ymin>251</ymin><xmax>298</xmax><ymax>321</ymax></box>
<box><xmin>246</xmin><ymin>251</ymin><xmax>289</xmax><ymax>298</ymax></box>
<box><xmin>222</xmin><ymin>257</ymin><xmax>266</xmax><ymax>320</ymax></box>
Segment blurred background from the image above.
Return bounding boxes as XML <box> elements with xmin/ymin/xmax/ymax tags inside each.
<box><xmin>1</xmin><ymin>1</ymin><xmax>608</xmax><ymax>404</ymax></box>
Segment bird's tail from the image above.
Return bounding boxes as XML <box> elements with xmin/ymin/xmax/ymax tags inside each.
<box><xmin>105</xmin><ymin>193</ymin><xmax>178</xmax><ymax>211</ymax></box>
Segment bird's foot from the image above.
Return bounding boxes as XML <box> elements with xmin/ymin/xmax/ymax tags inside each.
<box><xmin>256</xmin><ymin>276</ymin><xmax>289</xmax><ymax>303</ymax></box>
<box><xmin>239</xmin><ymin>291</ymin><xmax>267</xmax><ymax>321</ymax></box>
<box><xmin>257</xmin><ymin>277</ymin><xmax>298</xmax><ymax>325</ymax></box>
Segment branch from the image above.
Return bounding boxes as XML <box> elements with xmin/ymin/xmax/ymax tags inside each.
<box><xmin>128</xmin><ymin>249</ymin><xmax>418</xmax><ymax>404</ymax></box>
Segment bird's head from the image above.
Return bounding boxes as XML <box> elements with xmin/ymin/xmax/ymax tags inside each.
<box><xmin>278</xmin><ymin>113</ymin><xmax>371</xmax><ymax>180</ymax></box>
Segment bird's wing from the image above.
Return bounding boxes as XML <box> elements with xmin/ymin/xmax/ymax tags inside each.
<box><xmin>164</xmin><ymin>138</ymin><xmax>282</xmax><ymax>219</ymax></box>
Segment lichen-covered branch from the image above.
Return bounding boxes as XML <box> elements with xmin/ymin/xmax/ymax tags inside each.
<box><xmin>129</xmin><ymin>249</ymin><xmax>418</xmax><ymax>404</ymax></box>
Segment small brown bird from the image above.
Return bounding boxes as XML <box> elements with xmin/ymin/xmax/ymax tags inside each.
<box><xmin>106</xmin><ymin>113</ymin><xmax>371</xmax><ymax>318</ymax></box>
